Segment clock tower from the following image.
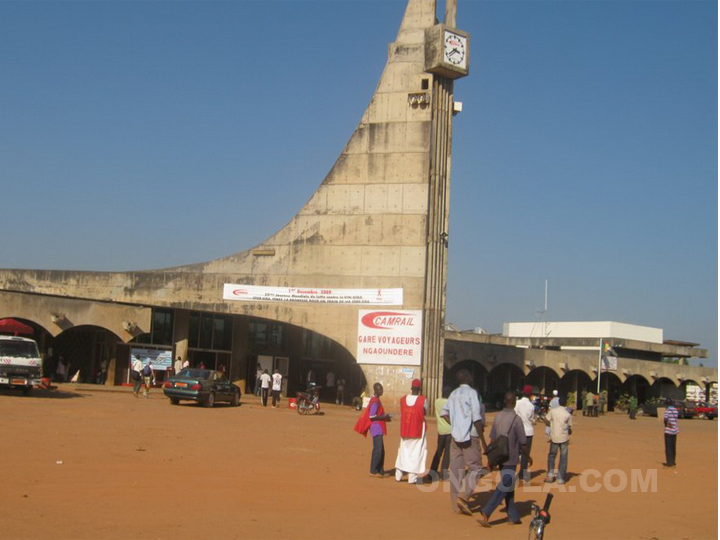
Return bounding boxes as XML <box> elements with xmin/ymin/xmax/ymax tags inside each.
<box><xmin>419</xmin><ymin>0</ymin><xmax>469</xmax><ymax>407</ymax></box>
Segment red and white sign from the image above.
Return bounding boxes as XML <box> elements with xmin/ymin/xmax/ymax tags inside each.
<box><xmin>356</xmin><ymin>310</ymin><xmax>423</xmax><ymax>366</ymax></box>
<box><xmin>223</xmin><ymin>284</ymin><xmax>403</xmax><ymax>306</ymax></box>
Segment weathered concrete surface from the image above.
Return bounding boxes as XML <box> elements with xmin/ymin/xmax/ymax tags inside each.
<box><xmin>0</xmin><ymin>290</ymin><xmax>151</xmax><ymax>342</ymax></box>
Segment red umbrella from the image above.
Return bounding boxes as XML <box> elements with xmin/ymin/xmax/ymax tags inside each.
<box><xmin>0</xmin><ymin>318</ymin><xmax>34</xmax><ymax>335</ymax></box>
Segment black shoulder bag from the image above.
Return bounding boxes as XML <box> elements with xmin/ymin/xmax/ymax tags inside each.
<box><xmin>484</xmin><ymin>415</ymin><xmax>517</xmax><ymax>469</ymax></box>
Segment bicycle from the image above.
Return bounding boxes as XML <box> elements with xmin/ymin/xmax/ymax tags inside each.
<box><xmin>528</xmin><ymin>493</ymin><xmax>553</xmax><ymax>540</ymax></box>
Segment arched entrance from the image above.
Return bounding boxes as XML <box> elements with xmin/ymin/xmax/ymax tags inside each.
<box><xmin>650</xmin><ymin>377</ymin><xmax>678</xmax><ymax>400</ymax></box>
<box><xmin>622</xmin><ymin>374</ymin><xmax>651</xmax><ymax>403</ymax></box>
<box><xmin>559</xmin><ymin>370</ymin><xmax>593</xmax><ymax>408</ymax></box>
<box><xmin>52</xmin><ymin>325</ymin><xmax>120</xmax><ymax>384</ymax></box>
<box><xmin>600</xmin><ymin>372</ymin><xmax>623</xmax><ymax>411</ymax></box>
<box><xmin>488</xmin><ymin>363</ymin><xmax>525</xmax><ymax>409</ymax></box>
<box><xmin>525</xmin><ymin>366</ymin><xmax>560</xmax><ymax>395</ymax></box>
<box><xmin>447</xmin><ymin>359</ymin><xmax>489</xmax><ymax>398</ymax></box>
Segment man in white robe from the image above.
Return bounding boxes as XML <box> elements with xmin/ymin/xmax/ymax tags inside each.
<box><xmin>395</xmin><ymin>379</ymin><xmax>428</xmax><ymax>484</ymax></box>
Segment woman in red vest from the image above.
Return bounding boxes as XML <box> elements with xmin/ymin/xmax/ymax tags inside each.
<box><xmin>394</xmin><ymin>379</ymin><xmax>428</xmax><ymax>484</ymax></box>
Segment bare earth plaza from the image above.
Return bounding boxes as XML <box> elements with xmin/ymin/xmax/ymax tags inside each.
<box><xmin>0</xmin><ymin>1</ymin><xmax>717</xmax><ymax>539</ymax></box>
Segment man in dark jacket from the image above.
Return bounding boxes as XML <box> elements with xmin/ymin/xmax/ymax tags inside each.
<box><xmin>477</xmin><ymin>391</ymin><xmax>532</xmax><ymax>528</ymax></box>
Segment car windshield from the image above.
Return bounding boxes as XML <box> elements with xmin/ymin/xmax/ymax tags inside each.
<box><xmin>176</xmin><ymin>369</ymin><xmax>212</xmax><ymax>380</ymax></box>
<box><xmin>0</xmin><ymin>340</ymin><xmax>39</xmax><ymax>358</ymax></box>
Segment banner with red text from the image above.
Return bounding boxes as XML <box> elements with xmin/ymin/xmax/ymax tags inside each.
<box><xmin>356</xmin><ymin>310</ymin><xmax>423</xmax><ymax>365</ymax></box>
<box><xmin>223</xmin><ymin>284</ymin><xmax>403</xmax><ymax>305</ymax></box>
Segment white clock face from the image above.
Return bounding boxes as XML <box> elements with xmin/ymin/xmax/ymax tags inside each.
<box><xmin>444</xmin><ymin>31</ymin><xmax>467</xmax><ymax>69</ymax></box>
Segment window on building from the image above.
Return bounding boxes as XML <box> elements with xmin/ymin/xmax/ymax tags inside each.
<box><xmin>270</xmin><ymin>324</ymin><xmax>283</xmax><ymax>347</ymax></box>
<box><xmin>151</xmin><ymin>309</ymin><xmax>174</xmax><ymax>346</ymax></box>
<box><xmin>131</xmin><ymin>308</ymin><xmax>173</xmax><ymax>346</ymax></box>
<box><xmin>188</xmin><ymin>312</ymin><xmax>234</xmax><ymax>351</ymax></box>
<box><xmin>302</xmin><ymin>330</ymin><xmax>332</xmax><ymax>358</ymax></box>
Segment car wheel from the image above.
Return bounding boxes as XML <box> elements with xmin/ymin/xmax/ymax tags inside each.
<box><xmin>230</xmin><ymin>392</ymin><xmax>240</xmax><ymax>407</ymax></box>
<box><xmin>170</xmin><ymin>398</ymin><xmax>179</xmax><ymax>405</ymax></box>
<box><xmin>204</xmin><ymin>392</ymin><xmax>215</xmax><ymax>408</ymax></box>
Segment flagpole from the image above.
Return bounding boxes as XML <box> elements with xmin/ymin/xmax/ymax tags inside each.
<box><xmin>597</xmin><ymin>338</ymin><xmax>603</xmax><ymax>394</ymax></box>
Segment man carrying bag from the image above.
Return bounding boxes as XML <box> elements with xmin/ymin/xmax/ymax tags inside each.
<box><xmin>477</xmin><ymin>391</ymin><xmax>532</xmax><ymax>528</ymax></box>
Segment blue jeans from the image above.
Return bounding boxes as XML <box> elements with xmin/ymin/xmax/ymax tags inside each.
<box><xmin>481</xmin><ymin>466</ymin><xmax>519</xmax><ymax>522</ymax></box>
<box><xmin>547</xmin><ymin>441</ymin><xmax>569</xmax><ymax>481</ymax></box>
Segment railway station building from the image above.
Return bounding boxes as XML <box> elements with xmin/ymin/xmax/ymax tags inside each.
<box><xmin>0</xmin><ymin>0</ymin><xmax>715</xmax><ymax>407</ymax></box>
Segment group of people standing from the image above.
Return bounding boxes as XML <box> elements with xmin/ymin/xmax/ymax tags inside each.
<box><xmin>355</xmin><ymin>371</ymin><xmax>574</xmax><ymax>528</ymax></box>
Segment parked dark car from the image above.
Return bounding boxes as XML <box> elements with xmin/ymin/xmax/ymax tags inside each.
<box><xmin>163</xmin><ymin>369</ymin><xmax>240</xmax><ymax>407</ymax></box>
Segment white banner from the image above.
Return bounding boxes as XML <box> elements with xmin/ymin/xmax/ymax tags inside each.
<box><xmin>130</xmin><ymin>348</ymin><xmax>172</xmax><ymax>371</ymax></box>
<box><xmin>356</xmin><ymin>310</ymin><xmax>422</xmax><ymax>366</ymax></box>
<box><xmin>223</xmin><ymin>284</ymin><xmax>403</xmax><ymax>306</ymax></box>
<box><xmin>602</xmin><ymin>355</ymin><xmax>618</xmax><ymax>372</ymax></box>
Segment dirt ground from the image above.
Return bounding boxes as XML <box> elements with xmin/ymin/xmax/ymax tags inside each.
<box><xmin>1</xmin><ymin>385</ymin><xmax>717</xmax><ymax>540</ymax></box>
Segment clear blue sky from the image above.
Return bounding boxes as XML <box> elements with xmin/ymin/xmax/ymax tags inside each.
<box><xmin>0</xmin><ymin>1</ymin><xmax>716</xmax><ymax>365</ymax></box>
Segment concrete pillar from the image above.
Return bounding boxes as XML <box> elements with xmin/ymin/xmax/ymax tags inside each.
<box><xmin>230</xmin><ymin>316</ymin><xmax>249</xmax><ymax>388</ymax></box>
<box><xmin>173</xmin><ymin>310</ymin><xmax>190</xmax><ymax>366</ymax></box>
<box><xmin>421</xmin><ymin>75</ymin><xmax>455</xmax><ymax>413</ymax></box>
<box><xmin>104</xmin><ymin>333</ymin><xmax>117</xmax><ymax>386</ymax></box>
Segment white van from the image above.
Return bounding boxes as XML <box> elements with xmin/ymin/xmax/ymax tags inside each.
<box><xmin>0</xmin><ymin>336</ymin><xmax>43</xmax><ymax>394</ymax></box>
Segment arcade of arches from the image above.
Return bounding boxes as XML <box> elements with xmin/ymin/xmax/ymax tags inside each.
<box><xmin>446</xmin><ymin>358</ymin><xmax>716</xmax><ymax>411</ymax></box>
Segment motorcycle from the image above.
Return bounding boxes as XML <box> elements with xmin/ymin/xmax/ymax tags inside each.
<box><xmin>296</xmin><ymin>385</ymin><xmax>322</xmax><ymax>415</ymax></box>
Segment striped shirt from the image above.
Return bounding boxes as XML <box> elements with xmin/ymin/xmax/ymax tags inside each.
<box><xmin>664</xmin><ymin>406</ymin><xmax>679</xmax><ymax>435</ymax></box>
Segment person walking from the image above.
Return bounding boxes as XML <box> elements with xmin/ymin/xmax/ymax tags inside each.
<box><xmin>259</xmin><ymin>369</ymin><xmax>272</xmax><ymax>407</ymax></box>
<box><xmin>592</xmin><ymin>393</ymin><xmax>599</xmax><ymax>417</ymax></box>
<box><xmin>663</xmin><ymin>398</ymin><xmax>679</xmax><ymax>467</ymax></box>
<box><xmin>182</xmin><ymin>358</ymin><xmax>189</xmax><ymax>369</ymax></box>
<box><xmin>441</xmin><ymin>369</ymin><xmax>489</xmax><ymax>516</ymax></box>
<box><xmin>55</xmin><ymin>355</ymin><xmax>67</xmax><ymax>383</ymax></box>
<box><xmin>254</xmin><ymin>363</ymin><xmax>263</xmax><ymax>396</ymax></box>
<box><xmin>336</xmin><ymin>377</ymin><xmax>346</xmax><ymax>405</ymax></box>
<box><xmin>549</xmin><ymin>389</ymin><xmax>560</xmax><ymax>410</ymax></box>
<box><xmin>515</xmin><ymin>385</ymin><xmax>536</xmax><ymax>483</ymax></box>
<box><xmin>174</xmin><ymin>356</ymin><xmax>183</xmax><ymax>375</ymax></box>
<box><xmin>325</xmin><ymin>370</ymin><xmax>336</xmax><ymax>401</ymax></box>
<box><xmin>131</xmin><ymin>356</ymin><xmax>143</xmax><ymax>397</ymax></box>
<box><xmin>271</xmin><ymin>369</ymin><xmax>283</xmax><ymax>408</ymax></box>
<box><xmin>394</xmin><ymin>379</ymin><xmax>428</xmax><ymax>484</ymax></box>
<box><xmin>544</xmin><ymin>396</ymin><xmax>573</xmax><ymax>484</ymax></box>
<box><xmin>141</xmin><ymin>362</ymin><xmax>155</xmax><ymax>398</ymax></box>
<box><xmin>477</xmin><ymin>391</ymin><xmax>531</xmax><ymax>528</ymax></box>
<box><xmin>429</xmin><ymin>387</ymin><xmax>452</xmax><ymax>481</ymax></box>
<box><xmin>584</xmin><ymin>391</ymin><xmax>594</xmax><ymax>417</ymax></box>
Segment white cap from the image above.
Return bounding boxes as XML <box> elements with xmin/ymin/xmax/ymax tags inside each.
<box><xmin>553</xmin><ymin>390</ymin><xmax>558</xmax><ymax>396</ymax></box>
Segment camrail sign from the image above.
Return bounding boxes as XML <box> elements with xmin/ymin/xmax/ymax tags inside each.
<box><xmin>356</xmin><ymin>310</ymin><xmax>423</xmax><ymax>365</ymax></box>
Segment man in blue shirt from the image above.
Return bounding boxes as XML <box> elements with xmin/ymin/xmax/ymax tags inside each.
<box><xmin>441</xmin><ymin>369</ymin><xmax>489</xmax><ymax>515</ymax></box>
